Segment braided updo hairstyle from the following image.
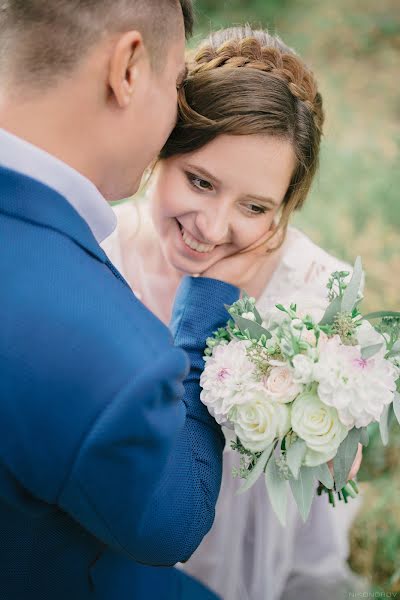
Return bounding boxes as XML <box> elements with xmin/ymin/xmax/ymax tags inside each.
<box><xmin>160</xmin><ymin>26</ymin><xmax>324</xmax><ymax>246</ymax></box>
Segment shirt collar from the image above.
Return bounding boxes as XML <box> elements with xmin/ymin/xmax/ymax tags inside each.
<box><xmin>0</xmin><ymin>128</ymin><xmax>116</xmax><ymax>243</ymax></box>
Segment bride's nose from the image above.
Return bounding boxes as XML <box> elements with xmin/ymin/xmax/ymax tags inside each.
<box><xmin>194</xmin><ymin>206</ymin><xmax>230</xmax><ymax>245</ymax></box>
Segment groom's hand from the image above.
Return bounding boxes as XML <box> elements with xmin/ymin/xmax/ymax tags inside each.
<box><xmin>201</xmin><ymin>227</ymin><xmax>281</xmax><ymax>294</ymax></box>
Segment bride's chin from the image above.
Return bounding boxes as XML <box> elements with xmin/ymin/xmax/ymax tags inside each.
<box><xmin>169</xmin><ymin>255</ymin><xmax>214</xmax><ymax>276</ymax></box>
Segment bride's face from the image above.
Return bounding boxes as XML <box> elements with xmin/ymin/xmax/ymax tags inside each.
<box><xmin>150</xmin><ymin>134</ymin><xmax>296</xmax><ymax>274</ymax></box>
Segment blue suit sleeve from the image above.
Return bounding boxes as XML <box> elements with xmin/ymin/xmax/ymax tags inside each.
<box><xmin>57</xmin><ymin>348</ymin><xmax>189</xmax><ymax>556</ymax></box>
<box><xmin>131</xmin><ymin>277</ymin><xmax>239</xmax><ymax>564</ymax></box>
<box><xmin>58</xmin><ymin>277</ymin><xmax>239</xmax><ymax>565</ymax></box>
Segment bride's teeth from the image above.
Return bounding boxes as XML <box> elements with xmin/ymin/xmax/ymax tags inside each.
<box><xmin>181</xmin><ymin>227</ymin><xmax>214</xmax><ymax>253</ymax></box>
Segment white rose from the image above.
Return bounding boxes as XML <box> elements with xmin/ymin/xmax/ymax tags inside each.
<box><xmin>291</xmin><ymin>390</ymin><xmax>349</xmax><ymax>467</ymax></box>
<box><xmin>230</xmin><ymin>388</ymin><xmax>279</xmax><ymax>452</ymax></box>
<box><xmin>263</xmin><ymin>364</ymin><xmax>302</xmax><ymax>403</ymax></box>
<box><xmin>275</xmin><ymin>403</ymin><xmax>291</xmax><ymax>437</ymax></box>
<box><xmin>292</xmin><ymin>354</ymin><xmax>315</xmax><ymax>384</ymax></box>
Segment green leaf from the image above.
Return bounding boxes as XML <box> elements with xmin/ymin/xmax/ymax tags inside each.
<box><xmin>233</xmin><ymin>315</ymin><xmax>272</xmax><ymax>341</ymax></box>
<box><xmin>341</xmin><ymin>256</ymin><xmax>363</xmax><ymax>313</ymax></box>
<box><xmin>391</xmin><ymin>341</ymin><xmax>400</xmax><ymax>354</ymax></box>
<box><xmin>313</xmin><ymin>463</ymin><xmax>334</xmax><ymax>489</ymax></box>
<box><xmin>379</xmin><ymin>405</ymin><xmax>390</xmax><ymax>446</ymax></box>
<box><xmin>333</xmin><ymin>428</ymin><xmax>360</xmax><ymax>490</ymax></box>
<box><xmin>361</xmin><ymin>344</ymin><xmax>384</xmax><ymax>359</ymax></box>
<box><xmin>275</xmin><ymin>304</ymin><xmax>287</xmax><ymax>313</ymax></box>
<box><xmin>289</xmin><ymin>465</ymin><xmax>315</xmax><ymax>522</ymax></box>
<box><xmin>286</xmin><ymin>438</ymin><xmax>307</xmax><ymax>479</ymax></box>
<box><xmin>393</xmin><ymin>392</ymin><xmax>400</xmax><ymax>426</ymax></box>
<box><xmin>265</xmin><ymin>456</ymin><xmax>289</xmax><ymax>527</ymax></box>
<box><xmin>252</xmin><ymin>304</ymin><xmax>263</xmax><ymax>325</ymax></box>
<box><xmin>363</xmin><ymin>311</ymin><xmax>400</xmax><ymax>320</ymax></box>
<box><xmin>319</xmin><ymin>296</ymin><xmax>342</xmax><ymax>326</ymax></box>
<box><xmin>236</xmin><ymin>443</ymin><xmax>274</xmax><ymax>495</ymax></box>
<box><xmin>360</xmin><ymin>427</ymin><xmax>369</xmax><ymax>447</ymax></box>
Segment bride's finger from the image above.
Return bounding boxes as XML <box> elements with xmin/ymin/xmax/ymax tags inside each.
<box><xmin>237</xmin><ymin>223</ymin><xmax>282</xmax><ymax>256</ymax></box>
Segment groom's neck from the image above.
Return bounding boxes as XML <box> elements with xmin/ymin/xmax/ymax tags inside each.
<box><xmin>0</xmin><ymin>82</ymin><xmax>102</xmax><ymax>192</ymax></box>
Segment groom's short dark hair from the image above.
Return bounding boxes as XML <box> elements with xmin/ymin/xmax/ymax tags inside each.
<box><xmin>0</xmin><ymin>0</ymin><xmax>193</xmax><ymax>87</ymax></box>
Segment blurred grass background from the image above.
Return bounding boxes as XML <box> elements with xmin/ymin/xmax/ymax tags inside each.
<box><xmin>193</xmin><ymin>0</ymin><xmax>400</xmax><ymax>594</ymax></box>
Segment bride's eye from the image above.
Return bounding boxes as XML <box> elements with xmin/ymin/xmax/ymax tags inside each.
<box><xmin>245</xmin><ymin>204</ymin><xmax>268</xmax><ymax>215</ymax></box>
<box><xmin>186</xmin><ymin>172</ymin><xmax>214</xmax><ymax>192</ymax></box>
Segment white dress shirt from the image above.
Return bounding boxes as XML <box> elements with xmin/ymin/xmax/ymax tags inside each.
<box><xmin>0</xmin><ymin>128</ymin><xmax>116</xmax><ymax>243</ymax></box>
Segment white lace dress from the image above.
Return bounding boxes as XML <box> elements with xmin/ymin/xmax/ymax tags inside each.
<box><xmin>102</xmin><ymin>204</ymin><xmax>363</xmax><ymax>600</ymax></box>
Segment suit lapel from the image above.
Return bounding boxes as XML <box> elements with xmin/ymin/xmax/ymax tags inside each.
<box><xmin>0</xmin><ymin>166</ymin><xmax>131</xmax><ymax>289</ymax></box>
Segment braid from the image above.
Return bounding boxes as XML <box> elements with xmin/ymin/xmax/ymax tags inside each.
<box><xmin>190</xmin><ymin>36</ymin><xmax>323</xmax><ymax>132</ymax></box>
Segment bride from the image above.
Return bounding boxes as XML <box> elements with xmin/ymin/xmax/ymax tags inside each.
<box><xmin>103</xmin><ymin>26</ymin><xmax>362</xmax><ymax>600</ymax></box>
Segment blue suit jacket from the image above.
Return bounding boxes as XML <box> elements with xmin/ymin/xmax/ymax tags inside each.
<box><xmin>0</xmin><ymin>166</ymin><xmax>239</xmax><ymax>599</ymax></box>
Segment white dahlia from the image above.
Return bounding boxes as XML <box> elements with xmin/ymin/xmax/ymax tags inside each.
<box><xmin>200</xmin><ymin>340</ymin><xmax>258</xmax><ymax>425</ymax></box>
<box><xmin>314</xmin><ymin>335</ymin><xmax>398</xmax><ymax>428</ymax></box>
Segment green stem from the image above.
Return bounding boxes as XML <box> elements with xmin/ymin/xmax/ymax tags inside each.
<box><xmin>348</xmin><ymin>479</ymin><xmax>359</xmax><ymax>494</ymax></box>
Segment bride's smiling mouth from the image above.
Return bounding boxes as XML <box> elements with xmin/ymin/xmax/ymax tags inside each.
<box><xmin>176</xmin><ymin>220</ymin><xmax>216</xmax><ymax>256</ymax></box>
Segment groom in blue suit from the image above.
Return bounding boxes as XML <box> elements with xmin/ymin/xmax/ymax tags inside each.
<box><xmin>0</xmin><ymin>2</ymin><xmax>259</xmax><ymax>599</ymax></box>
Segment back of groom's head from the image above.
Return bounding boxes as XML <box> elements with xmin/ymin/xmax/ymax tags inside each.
<box><xmin>0</xmin><ymin>0</ymin><xmax>193</xmax><ymax>201</ymax></box>
<box><xmin>0</xmin><ymin>0</ymin><xmax>193</xmax><ymax>87</ymax></box>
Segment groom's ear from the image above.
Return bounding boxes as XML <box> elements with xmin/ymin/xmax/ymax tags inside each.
<box><xmin>108</xmin><ymin>31</ymin><xmax>149</xmax><ymax>109</ymax></box>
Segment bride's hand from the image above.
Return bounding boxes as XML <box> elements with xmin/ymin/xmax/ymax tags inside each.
<box><xmin>347</xmin><ymin>443</ymin><xmax>363</xmax><ymax>480</ymax></box>
<box><xmin>201</xmin><ymin>227</ymin><xmax>280</xmax><ymax>293</ymax></box>
<box><xmin>328</xmin><ymin>443</ymin><xmax>363</xmax><ymax>482</ymax></box>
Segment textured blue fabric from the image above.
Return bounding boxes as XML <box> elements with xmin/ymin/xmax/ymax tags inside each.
<box><xmin>0</xmin><ymin>166</ymin><xmax>238</xmax><ymax>599</ymax></box>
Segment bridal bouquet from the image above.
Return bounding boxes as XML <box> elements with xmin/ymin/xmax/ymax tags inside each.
<box><xmin>200</xmin><ymin>258</ymin><xmax>400</xmax><ymax>525</ymax></box>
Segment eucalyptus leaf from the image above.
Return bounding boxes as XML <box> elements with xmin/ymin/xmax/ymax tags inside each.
<box><xmin>286</xmin><ymin>439</ymin><xmax>307</xmax><ymax>479</ymax></box>
<box><xmin>314</xmin><ymin>462</ymin><xmax>334</xmax><ymax>489</ymax></box>
<box><xmin>289</xmin><ymin>465</ymin><xmax>315</xmax><ymax>522</ymax></box>
<box><xmin>333</xmin><ymin>428</ymin><xmax>360</xmax><ymax>490</ymax></box>
<box><xmin>363</xmin><ymin>311</ymin><xmax>400</xmax><ymax>320</ymax></box>
<box><xmin>319</xmin><ymin>296</ymin><xmax>342</xmax><ymax>327</ymax></box>
<box><xmin>379</xmin><ymin>405</ymin><xmax>390</xmax><ymax>446</ymax></box>
<box><xmin>360</xmin><ymin>427</ymin><xmax>369</xmax><ymax>447</ymax></box>
<box><xmin>391</xmin><ymin>341</ymin><xmax>400</xmax><ymax>354</ymax></box>
<box><xmin>265</xmin><ymin>456</ymin><xmax>289</xmax><ymax>527</ymax></box>
<box><xmin>341</xmin><ymin>256</ymin><xmax>363</xmax><ymax>313</ymax></box>
<box><xmin>236</xmin><ymin>443</ymin><xmax>274</xmax><ymax>495</ymax></box>
<box><xmin>361</xmin><ymin>344</ymin><xmax>384</xmax><ymax>359</ymax></box>
<box><xmin>233</xmin><ymin>315</ymin><xmax>272</xmax><ymax>341</ymax></box>
<box><xmin>393</xmin><ymin>392</ymin><xmax>400</xmax><ymax>426</ymax></box>
<box><xmin>252</xmin><ymin>304</ymin><xmax>263</xmax><ymax>325</ymax></box>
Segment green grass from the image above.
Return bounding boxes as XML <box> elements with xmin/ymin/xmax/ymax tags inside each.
<box><xmin>195</xmin><ymin>0</ymin><xmax>400</xmax><ymax>591</ymax></box>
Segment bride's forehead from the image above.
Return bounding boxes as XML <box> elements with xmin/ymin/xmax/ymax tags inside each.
<box><xmin>173</xmin><ymin>134</ymin><xmax>296</xmax><ymax>187</ymax></box>
<box><xmin>185</xmin><ymin>135</ymin><xmax>293</xmax><ymax>165</ymax></box>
